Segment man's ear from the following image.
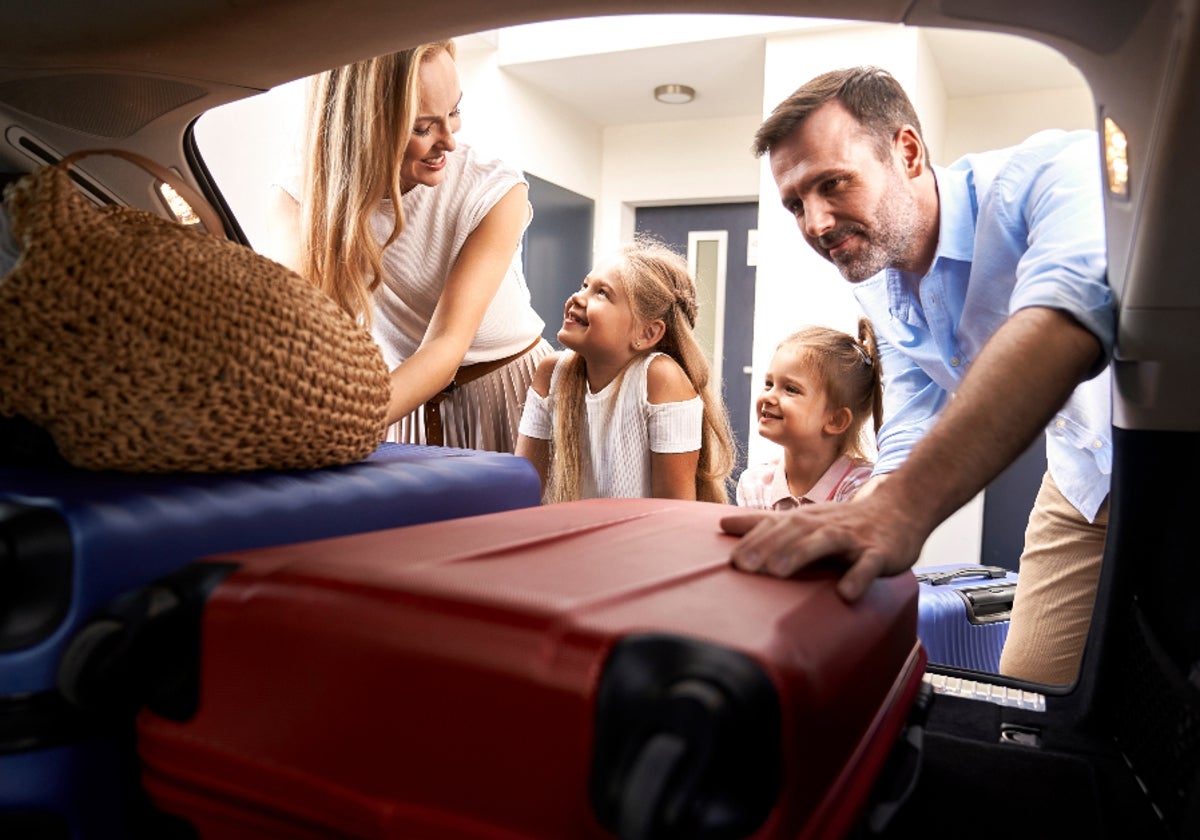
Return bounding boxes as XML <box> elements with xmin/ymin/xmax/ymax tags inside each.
<box><xmin>637</xmin><ymin>319</ymin><xmax>667</xmax><ymax>350</ymax></box>
<box><xmin>824</xmin><ymin>407</ymin><xmax>853</xmax><ymax>436</ymax></box>
<box><xmin>894</xmin><ymin>125</ymin><xmax>925</xmax><ymax>178</ymax></box>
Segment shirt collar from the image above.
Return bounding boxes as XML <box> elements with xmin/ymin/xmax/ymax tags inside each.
<box><xmin>852</xmin><ymin>163</ymin><xmax>977</xmax><ymax>314</ymax></box>
<box><xmin>931</xmin><ymin>163</ymin><xmax>977</xmax><ymax>264</ymax></box>
<box><xmin>807</xmin><ymin>454</ymin><xmax>856</xmax><ymax>503</ymax></box>
<box><xmin>767</xmin><ymin>454</ymin><xmax>856</xmax><ymax>507</ymax></box>
<box><xmin>767</xmin><ymin>460</ymin><xmax>796</xmax><ymax>508</ymax></box>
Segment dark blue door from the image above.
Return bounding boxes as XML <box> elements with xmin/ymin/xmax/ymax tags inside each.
<box><xmin>635</xmin><ymin>203</ymin><xmax>758</xmax><ymax>485</ymax></box>
<box><xmin>523</xmin><ymin>174</ymin><xmax>594</xmax><ymax>344</ymax></box>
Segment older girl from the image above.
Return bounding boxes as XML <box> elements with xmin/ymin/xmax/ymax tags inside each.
<box><xmin>516</xmin><ymin>240</ymin><xmax>734</xmax><ymax>502</ymax></box>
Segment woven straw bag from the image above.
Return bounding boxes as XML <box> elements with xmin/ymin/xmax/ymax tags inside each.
<box><xmin>0</xmin><ymin>149</ymin><xmax>390</xmax><ymax>473</ymax></box>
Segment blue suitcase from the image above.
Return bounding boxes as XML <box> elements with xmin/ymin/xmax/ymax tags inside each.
<box><xmin>914</xmin><ymin>564</ymin><xmax>1018</xmax><ymax>673</ymax></box>
<box><xmin>0</xmin><ymin>442</ymin><xmax>541</xmax><ymax>838</ymax></box>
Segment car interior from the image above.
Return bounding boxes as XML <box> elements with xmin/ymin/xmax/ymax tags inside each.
<box><xmin>0</xmin><ymin>0</ymin><xmax>1196</xmax><ymax>838</ymax></box>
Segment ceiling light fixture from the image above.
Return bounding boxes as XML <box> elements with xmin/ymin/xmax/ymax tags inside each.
<box><xmin>654</xmin><ymin>84</ymin><xmax>695</xmax><ymax>105</ymax></box>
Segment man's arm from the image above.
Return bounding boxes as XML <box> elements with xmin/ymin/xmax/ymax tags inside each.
<box><xmin>723</xmin><ymin>305</ymin><xmax>1102</xmax><ymax>600</ymax></box>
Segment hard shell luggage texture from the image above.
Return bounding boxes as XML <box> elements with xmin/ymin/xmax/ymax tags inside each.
<box><xmin>913</xmin><ymin>564</ymin><xmax>1017</xmax><ymax>672</ymax></box>
<box><xmin>132</xmin><ymin>498</ymin><xmax>927</xmax><ymax>840</ymax></box>
<box><xmin>0</xmin><ymin>442</ymin><xmax>541</xmax><ymax>837</ymax></box>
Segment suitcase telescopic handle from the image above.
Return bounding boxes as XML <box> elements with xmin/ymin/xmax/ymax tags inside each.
<box><xmin>914</xmin><ymin>565</ymin><xmax>1009</xmax><ymax>586</ymax></box>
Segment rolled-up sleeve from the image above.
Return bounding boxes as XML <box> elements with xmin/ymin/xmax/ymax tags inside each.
<box><xmin>1005</xmin><ymin>136</ymin><xmax>1114</xmax><ymax>373</ymax></box>
<box><xmin>872</xmin><ymin>332</ymin><xmax>948</xmax><ymax>475</ymax></box>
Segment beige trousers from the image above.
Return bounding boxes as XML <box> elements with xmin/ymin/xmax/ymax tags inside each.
<box><xmin>998</xmin><ymin>470</ymin><xmax>1109</xmax><ymax>686</ymax></box>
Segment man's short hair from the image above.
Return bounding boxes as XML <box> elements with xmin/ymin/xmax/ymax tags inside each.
<box><xmin>753</xmin><ymin>66</ymin><xmax>926</xmax><ymax>161</ymax></box>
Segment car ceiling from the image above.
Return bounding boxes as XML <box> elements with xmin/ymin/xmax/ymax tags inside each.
<box><xmin>0</xmin><ymin>0</ymin><xmax>1165</xmax><ymax>195</ymax></box>
<box><xmin>0</xmin><ymin>1</ymin><xmax>1152</xmax><ymax>90</ymax></box>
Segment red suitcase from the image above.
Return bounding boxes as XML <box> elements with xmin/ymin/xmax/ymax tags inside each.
<box><xmin>132</xmin><ymin>498</ymin><xmax>926</xmax><ymax>840</ymax></box>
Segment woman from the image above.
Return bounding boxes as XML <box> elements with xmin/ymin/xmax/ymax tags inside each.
<box><xmin>265</xmin><ymin>41</ymin><xmax>551</xmax><ymax>451</ymax></box>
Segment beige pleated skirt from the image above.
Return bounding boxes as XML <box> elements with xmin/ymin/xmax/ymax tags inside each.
<box><xmin>388</xmin><ymin>338</ymin><xmax>554</xmax><ymax>453</ymax></box>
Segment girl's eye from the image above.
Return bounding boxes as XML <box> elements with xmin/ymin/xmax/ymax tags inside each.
<box><xmin>413</xmin><ymin>125</ymin><xmax>431</xmax><ymax>137</ymax></box>
<box><xmin>786</xmin><ymin>385</ymin><xmax>801</xmax><ymax>395</ymax></box>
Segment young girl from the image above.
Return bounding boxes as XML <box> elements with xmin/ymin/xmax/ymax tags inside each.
<box><xmin>736</xmin><ymin>319</ymin><xmax>882</xmax><ymax>509</ymax></box>
<box><xmin>516</xmin><ymin>240</ymin><xmax>735</xmax><ymax>503</ymax></box>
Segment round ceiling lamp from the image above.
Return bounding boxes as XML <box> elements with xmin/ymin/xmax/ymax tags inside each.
<box><xmin>654</xmin><ymin>84</ymin><xmax>695</xmax><ymax>105</ymax></box>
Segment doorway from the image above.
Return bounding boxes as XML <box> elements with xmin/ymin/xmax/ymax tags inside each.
<box><xmin>635</xmin><ymin>203</ymin><xmax>757</xmax><ymax>484</ymax></box>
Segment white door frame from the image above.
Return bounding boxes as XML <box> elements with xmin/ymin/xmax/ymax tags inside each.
<box><xmin>686</xmin><ymin>229</ymin><xmax>728</xmax><ymax>387</ymax></box>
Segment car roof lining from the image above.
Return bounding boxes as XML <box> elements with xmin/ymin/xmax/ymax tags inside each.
<box><xmin>0</xmin><ymin>1</ymin><xmax>1151</xmax><ymax>91</ymax></box>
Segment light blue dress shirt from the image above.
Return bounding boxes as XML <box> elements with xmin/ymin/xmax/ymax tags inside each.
<box><xmin>852</xmin><ymin>129</ymin><xmax>1115</xmax><ymax>522</ymax></box>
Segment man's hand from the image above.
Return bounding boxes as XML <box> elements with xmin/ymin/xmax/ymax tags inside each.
<box><xmin>721</xmin><ymin>491</ymin><xmax>928</xmax><ymax>602</ymax></box>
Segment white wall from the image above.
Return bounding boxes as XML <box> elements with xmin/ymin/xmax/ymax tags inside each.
<box><xmin>942</xmin><ymin>87</ymin><xmax>1095</xmax><ymax>162</ymax></box>
<box><xmin>597</xmin><ymin>114</ymin><xmax>761</xmax><ymax>255</ymax></box>
<box><xmin>456</xmin><ymin>43</ymin><xmax>604</xmax><ymax>199</ymax></box>
<box><xmin>913</xmin><ymin>31</ymin><xmax>949</xmax><ymax>163</ymax></box>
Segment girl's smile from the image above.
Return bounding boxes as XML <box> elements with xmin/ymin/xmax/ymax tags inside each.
<box><xmin>756</xmin><ymin>346</ymin><xmax>839</xmax><ymax>449</ymax></box>
<box><xmin>562</xmin><ymin>304</ymin><xmax>588</xmax><ymax>328</ymax></box>
<box><xmin>557</xmin><ymin>261</ymin><xmax>639</xmax><ymax>357</ymax></box>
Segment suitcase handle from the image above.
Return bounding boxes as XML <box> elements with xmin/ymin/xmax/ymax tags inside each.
<box><xmin>959</xmin><ymin>584</ymin><xmax>1017</xmax><ymax>624</ymax></box>
<box><xmin>914</xmin><ymin>565</ymin><xmax>1009</xmax><ymax>586</ymax></box>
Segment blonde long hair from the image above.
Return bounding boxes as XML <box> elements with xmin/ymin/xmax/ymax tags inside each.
<box><xmin>777</xmin><ymin>318</ymin><xmax>883</xmax><ymax>461</ymax></box>
<box><xmin>546</xmin><ymin>239</ymin><xmax>736</xmax><ymax>503</ymax></box>
<box><xmin>299</xmin><ymin>41</ymin><xmax>456</xmax><ymax>324</ymax></box>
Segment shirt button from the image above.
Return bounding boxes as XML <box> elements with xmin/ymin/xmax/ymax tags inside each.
<box><xmin>1056</xmin><ymin>420</ymin><xmax>1066</xmax><ymax>429</ymax></box>
<box><xmin>950</xmin><ymin>357</ymin><xmax>960</xmax><ymax>367</ymax></box>
<box><xmin>1092</xmin><ymin>439</ymin><xmax>1103</xmax><ymax>449</ymax></box>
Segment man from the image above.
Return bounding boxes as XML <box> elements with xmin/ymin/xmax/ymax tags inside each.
<box><xmin>723</xmin><ymin>67</ymin><xmax>1114</xmax><ymax>685</ymax></box>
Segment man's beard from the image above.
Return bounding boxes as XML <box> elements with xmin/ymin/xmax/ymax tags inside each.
<box><xmin>821</xmin><ymin>175</ymin><xmax>921</xmax><ymax>283</ymax></box>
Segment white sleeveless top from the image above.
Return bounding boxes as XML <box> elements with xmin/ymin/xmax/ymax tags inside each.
<box><xmin>281</xmin><ymin>144</ymin><xmax>544</xmax><ymax>367</ymax></box>
<box><xmin>519</xmin><ymin>352</ymin><xmax>703</xmax><ymax>499</ymax></box>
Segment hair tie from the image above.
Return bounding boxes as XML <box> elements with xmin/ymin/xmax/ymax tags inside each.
<box><xmin>675</xmin><ymin>296</ymin><xmax>696</xmax><ymax>329</ymax></box>
<box><xmin>853</xmin><ymin>341</ymin><xmax>872</xmax><ymax>367</ymax></box>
